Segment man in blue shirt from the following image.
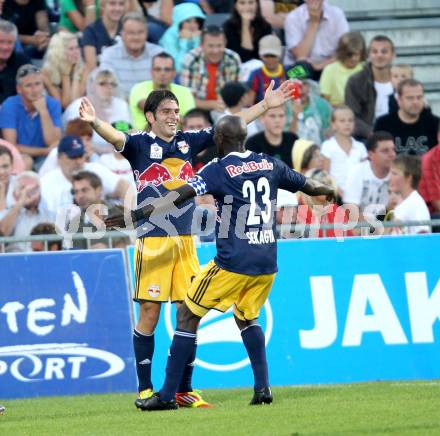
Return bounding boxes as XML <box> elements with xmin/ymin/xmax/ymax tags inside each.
<box><xmin>0</xmin><ymin>64</ymin><xmax>61</xmax><ymax>168</ymax></box>
<box><xmin>79</xmin><ymin>80</ymin><xmax>297</xmax><ymax>409</ymax></box>
<box><xmin>106</xmin><ymin>114</ymin><xmax>335</xmax><ymax>410</ymax></box>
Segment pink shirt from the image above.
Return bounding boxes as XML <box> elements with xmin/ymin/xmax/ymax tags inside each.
<box><xmin>0</xmin><ymin>139</ymin><xmax>25</xmax><ymax>174</ymax></box>
<box><xmin>284</xmin><ymin>1</ymin><xmax>349</xmax><ymax>65</ymax></box>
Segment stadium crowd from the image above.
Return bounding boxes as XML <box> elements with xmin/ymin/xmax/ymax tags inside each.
<box><xmin>0</xmin><ymin>0</ymin><xmax>439</xmax><ymax>252</ymax></box>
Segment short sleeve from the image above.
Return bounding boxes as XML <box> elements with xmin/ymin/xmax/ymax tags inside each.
<box><xmin>188</xmin><ymin>159</ymin><xmax>222</xmax><ymax>196</ymax></box>
<box><xmin>276</xmin><ymin>158</ymin><xmax>306</xmax><ymax>192</ymax></box>
<box><xmin>320</xmin><ymin>140</ymin><xmax>333</xmax><ymax>159</ymax></box>
<box><xmin>61</xmin><ymin>0</ymin><xmax>77</xmax><ymax>13</ymax></box>
<box><xmin>319</xmin><ymin>65</ymin><xmax>333</xmax><ymax>97</ymax></box>
<box><xmin>81</xmin><ymin>24</ymin><xmax>95</xmax><ymax>47</ymax></box>
<box><xmin>48</xmin><ymin>98</ymin><xmax>62</xmax><ymax>128</ymax></box>
<box><xmin>0</xmin><ymin>99</ymin><xmax>17</xmax><ymax>129</ymax></box>
<box><xmin>119</xmin><ymin>132</ymin><xmax>141</xmax><ymax>163</ymax></box>
<box><xmin>181</xmin><ymin>128</ymin><xmax>215</xmax><ymax>157</ymax></box>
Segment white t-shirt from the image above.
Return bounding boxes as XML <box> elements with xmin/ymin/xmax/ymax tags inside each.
<box><xmin>374</xmin><ymin>81</ymin><xmax>393</xmax><ymax>120</ymax></box>
<box><xmin>99</xmin><ymin>153</ymin><xmax>136</xmax><ymax>187</ymax></box>
<box><xmin>343</xmin><ymin>161</ymin><xmax>389</xmax><ymax>216</ymax></box>
<box><xmin>393</xmin><ymin>190</ymin><xmax>431</xmax><ymax>234</ymax></box>
<box><xmin>40</xmin><ymin>162</ymin><xmax>120</xmax><ymax>213</ymax></box>
<box><xmin>62</xmin><ymin>97</ymin><xmax>131</xmax><ymax>154</ymax></box>
<box><xmin>321</xmin><ymin>137</ymin><xmax>367</xmax><ymax>191</ymax></box>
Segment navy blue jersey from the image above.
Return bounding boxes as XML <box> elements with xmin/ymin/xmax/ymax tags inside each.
<box><xmin>188</xmin><ymin>151</ymin><xmax>306</xmax><ymax>275</ymax></box>
<box><xmin>121</xmin><ymin>128</ymin><xmax>214</xmax><ymax>237</ymax></box>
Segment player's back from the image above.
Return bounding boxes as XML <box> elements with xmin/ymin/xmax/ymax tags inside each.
<box><xmin>192</xmin><ymin>150</ymin><xmax>306</xmax><ymax>275</ymax></box>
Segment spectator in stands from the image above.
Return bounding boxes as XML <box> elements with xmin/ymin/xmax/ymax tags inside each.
<box><xmin>389</xmin><ymin>64</ymin><xmax>414</xmax><ymax>114</ymax></box>
<box><xmin>345</xmin><ymin>35</ymin><xmax>395</xmax><ymax>140</ymax></box>
<box><xmin>158</xmin><ymin>3</ymin><xmax>205</xmax><ymax>73</ymax></box>
<box><xmin>69</xmin><ymin>170</ymin><xmax>129</xmax><ymax>249</ymax></box>
<box><xmin>292</xmin><ymin>138</ymin><xmax>323</xmax><ymax>173</ymax></box>
<box><xmin>389</xmin><ymin>154</ymin><xmax>430</xmax><ymax>234</ymax></box>
<box><xmin>296</xmin><ymin>168</ymin><xmax>350</xmax><ymax>238</ymax></box>
<box><xmin>137</xmin><ymin>0</ymin><xmax>173</xmax><ymax>43</ymax></box>
<box><xmin>129</xmin><ymin>52</ymin><xmax>195</xmax><ymax>130</ymax></box>
<box><xmin>0</xmin><ymin>64</ymin><xmax>62</xmax><ymax>168</ymax></box>
<box><xmin>200</xmin><ymin>0</ymin><xmax>233</xmax><ymax>13</ymax></box>
<box><xmin>59</xmin><ymin>0</ymin><xmax>98</xmax><ymax>33</ymax></box>
<box><xmin>321</xmin><ymin>105</ymin><xmax>367</xmax><ymax>194</ymax></box>
<box><xmin>374</xmin><ymin>79</ymin><xmax>440</xmax><ymax>155</ymax></box>
<box><xmin>419</xmin><ymin>126</ymin><xmax>440</xmax><ymax>217</ymax></box>
<box><xmin>2</xmin><ymin>0</ymin><xmax>49</xmax><ymax>59</ymax></box>
<box><xmin>39</xmin><ymin>118</ymin><xmax>98</xmax><ymax>176</ymax></box>
<box><xmin>259</xmin><ymin>0</ymin><xmax>302</xmax><ymax>31</ymax></box>
<box><xmin>63</xmin><ymin>67</ymin><xmax>130</xmax><ymax>153</ymax></box>
<box><xmin>81</xmin><ymin>0</ymin><xmax>126</xmax><ymax>70</ymax></box>
<box><xmin>0</xmin><ymin>19</ymin><xmax>29</xmax><ymax>104</ymax></box>
<box><xmin>182</xmin><ymin>108</ymin><xmax>214</xmax><ymax>172</ymax></box>
<box><xmin>284</xmin><ymin>0</ymin><xmax>349</xmax><ymax>81</ymax></box>
<box><xmin>180</xmin><ymin>25</ymin><xmax>241</xmax><ymax>112</ymax></box>
<box><xmin>319</xmin><ymin>31</ymin><xmax>366</xmax><ymax>107</ymax></box>
<box><xmin>30</xmin><ymin>222</ymin><xmax>62</xmax><ymax>251</ymax></box>
<box><xmin>247</xmin><ymin>34</ymin><xmax>285</xmax><ymax>104</ymax></box>
<box><xmin>100</xmin><ymin>12</ymin><xmax>163</xmax><ymax>99</ymax></box>
<box><xmin>40</xmin><ymin>135</ymin><xmax>134</xmax><ymax>213</ymax></box>
<box><xmin>246</xmin><ymin>105</ymin><xmax>297</xmax><ymax>167</ymax></box>
<box><xmin>343</xmin><ymin>131</ymin><xmax>396</xmax><ymax>219</ymax></box>
<box><xmin>223</xmin><ymin>0</ymin><xmax>272</xmax><ymax>64</ymax></box>
<box><xmin>214</xmin><ymin>81</ymin><xmax>259</xmax><ymax>137</ymax></box>
<box><xmin>42</xmin><ymin>32</ymin><xmax>89</xmax><ymax>110</ymax></box>
<box><xmin>0</xmin><ymin>171</ymin><xmax>54</xmax><ymax>251</ymax></box>
<box><xmin>290</xmin><ymin>79</ymin><xmax>331</xmax><ymax>144</ymax></box>
<box><xmin>0</xmin><ymin>139</ymin><xmax>25</xmax><ymax>174</ymax></box>
<box><xmin>0</xmin><ymin>145</ymin><xmax>15</xmax><ymax>211</ymax></box>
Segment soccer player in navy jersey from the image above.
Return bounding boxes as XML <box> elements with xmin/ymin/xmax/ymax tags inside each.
<box><xmin>79</xmin><ymin>80</ymin><xmax>297</xmax><ymax>409</ymax></box>
<box><xmin>105</xmin><ymin>114</ymin><xmax>335</xmax><ymax>410</ymax></box>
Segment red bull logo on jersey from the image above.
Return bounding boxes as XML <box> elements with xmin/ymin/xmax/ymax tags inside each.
<box><xmin>226</xmin><ymin>159</ymin><xmax>274</xmax><ymax>178</ymax></box>
<box><xmin>134</xmin><ymin>158</ymin><xmax>194</xmax><ymax>193</ymax></box>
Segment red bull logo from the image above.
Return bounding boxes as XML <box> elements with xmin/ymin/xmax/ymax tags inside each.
<box><xmin>134</xmin><ymin>158</ymin><xmax>194</xmax><ymax>193</ymax></box>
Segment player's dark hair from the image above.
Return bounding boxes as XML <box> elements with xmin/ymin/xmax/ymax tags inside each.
<box><xmin>301</xmin><ymin>144</ymin><xmax>320</xmax><ymax>171</ymax></box>
<box><xmin>397</xmin><ymin>78</ymin><xmax>423</xmax><ymax>96</ymax></box>
<box><xmin>0</xmin><ymin>145</ymin><xmax>13</xmax><ymax>164</ymax></box>
<box><xmin>365</xmin><ymin>131</ymin><xmax>394</xmax><ymax>152</ymax></box>
<box><xmin>152</xmin><ymin>51</ymin><xmax>176</xmax><ymax>70</ymax></box>
<box><xmin>369</xmin><ymin>34</ymin><xmax>395</xmax><ymax>52</ymax></box>
<box><xmin>143</xmin><ymin>90</ymin><xmax>179</xmax><ymax>118</ymax></box>
<box><xmin>72</xmin><ymin>170</ymin><xmax>102</xmax><ymax>189</ymax></box>
<box><xmin>392</xmin><ymin>155</ymin><xmax>421</xmax><ymax>189</ymax></box>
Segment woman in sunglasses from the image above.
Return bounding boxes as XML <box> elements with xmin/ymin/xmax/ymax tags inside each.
<box><xmin>63</xmin><ymin>67</ymin><xmax>131</xmax><ymax>154</ymax></box>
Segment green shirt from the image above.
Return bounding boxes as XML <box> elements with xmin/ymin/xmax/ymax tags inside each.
<box><xmin>129</xmin><ymin>81</ymin><xmax>196</xmax><ymax>131</ymax></box>
<box><xmin>59</xmin><ymin>0</ymin><xmax>99</xmax><ymax>33</ymax></box>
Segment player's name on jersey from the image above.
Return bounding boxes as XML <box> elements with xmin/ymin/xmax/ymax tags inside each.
<box><xmin>226</xmin><ymin>159</ymin><xmax>274</xmax><ymax>178</ymax></box>
<box><xmin>246</xmin><ymin>229</ymin><xmax>276</xmax><ymax>245</ymax></box>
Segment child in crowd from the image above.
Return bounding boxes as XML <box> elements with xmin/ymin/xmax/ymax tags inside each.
<box><xmin>319</xmin><ymin>31</ymin><xmax>366</xmax><ymax>106</ymax></box>
<box><xmin>321</xmin><ymin>106</ymin><xmax>367</xmax><ymax>195</ymax></box>
<box><xmin>296</xmin><ymin>168</ymin><xmax>352</xmax><ymax>239</ymax></box>
<box><xmin>389</xmin><ymin>64</ymin><xmax>414</xmax><ymax>113</ymax></box>
<box><xmin>388</xmin><ymin>155</ymin><xmax>430</xmax><ymax>234</ymax></box>
<box><xmin>247</xmin><ymin>34</ymin><xmax>285</xmax><ymax>104</ymax></box>
<box><xmin>159</xmin><ymin>3</ymin><xmax>205</xmax><ymax>73</ymax></box>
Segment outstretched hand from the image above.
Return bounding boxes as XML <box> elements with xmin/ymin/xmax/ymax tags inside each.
<box><xmin>263</xmin><ymin>80</ymin><xmax>299</xmax><ymax>109</ymax></box>
<box><xmin>79</xmin><ymin>97</ymin><xmax>96</xmax><ymax>124</ymax></box>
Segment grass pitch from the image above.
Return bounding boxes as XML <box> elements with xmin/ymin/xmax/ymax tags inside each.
<box><xmin>2</xmin><ymin>381</ymin><xmax>440</xmax><ymax>435</ymax></box>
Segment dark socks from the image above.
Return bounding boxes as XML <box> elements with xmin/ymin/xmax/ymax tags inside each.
<box><xmin>177</xmin><ymin>338</ymin><xmax>197</xmax><ymax>393</ymax></box>
<box><xmin>133</xmin><ymin>329</ymin><xmax>154</xmax><ymax>392</ymax></box>
<box><xmin>241</xmin><ymin>324</ymin><xmax>269</xmax><ymax>391</ymax></box>
<box><xmin>159</xmin><ymin>330</ymin><xmax>197</xmax><ymax>402</ymax></box>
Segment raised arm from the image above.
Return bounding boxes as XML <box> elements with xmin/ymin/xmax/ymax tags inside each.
<box><xmin>79</xmin><ymin>97</ymin><xmax>126</xmax><ymax>150</ymax></box>
<box><xmin>236</xmin><ymin>80</ymin><xmax>296</xmax><ymax>124</ymax></box>
<box><xmin>105</xmin><ymin>184</ymin><xmax>197</xmax><ymax>229</ymax></box>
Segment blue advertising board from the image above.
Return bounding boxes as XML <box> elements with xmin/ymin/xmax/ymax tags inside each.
<box><xmin>127</xmin><ymin>234</ymin><xmax>440</xmax><ymax>389</ymax></box>
<box><xmin>0</xmin><ymin>250</ymin><xmax>136</xmax><ymax>399</ymax></box>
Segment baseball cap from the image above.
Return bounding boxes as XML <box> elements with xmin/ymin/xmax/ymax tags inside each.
<box><xmin>259</xmin><ymin>34</ymin><xmax>282</xmax><ymax>58</ymax></box>
<box><xmin>220</xmin><ymin>81</ymin><xmax>248</xmax><ymax>107</ymax></box>
<box><xmin>58</xmin><ymin>135</ymin><xmax>85</xmax><ymax>158</ymax></box>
